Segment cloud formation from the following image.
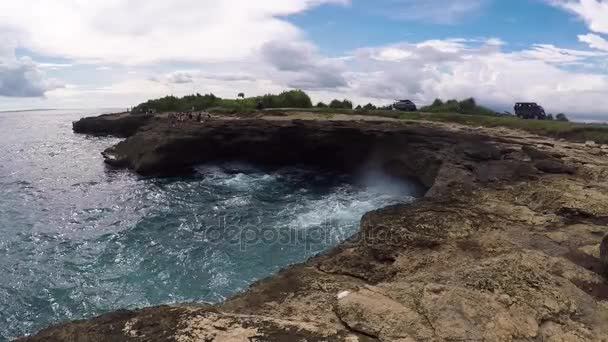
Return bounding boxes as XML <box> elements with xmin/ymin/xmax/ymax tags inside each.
<box><xmin>345</xmin><ymin>38</ymin><xmax>608</xmax><ymax>114</ymax></box>
<box><xmin>0</xmin><ymin>56</ymin><xmax>63</xmax><ymax>97</ymax></box>
<box><xmin>578</xmin><ymin>33</ymin><xmax>608</xmax><ymax>51</ymax></box>
<box><xmin>550</xmin><ymin>0</ymin><xmax>608</xmax><ymax>34</ymax></box>
<box><xmin>0</xmin><ymin>0</ymin><xmax>348</xmax><ymax>65</ymax></box>
<box><xmin>261</xmin><ymin>40</ymin><xmax>348</xmax><ymax>89</ymax></box>
<box><xmin>2</xmin><ymin>0</ymin><xmax>608</xmax><ymax>118</ymax></box>
<box><xmin>549</xmin><ymin>0</ymin><xmax>608</xmax><ymax>55</ymax></box>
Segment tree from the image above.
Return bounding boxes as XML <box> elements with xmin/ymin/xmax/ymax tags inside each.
<box><xmin>458</xmin><ymin>98</ymin><xmax>477</xmax><ymax>112</ymax></box>
<box><xmin>238</xmin><ymin>93</ymin><xmax>245</xmax><ymax>99</ymax></box>
<box><xmin>277</xmin><ymin>90</ymin><xmax>313</xmax><ymax>108</ymax></box>
<box><xmin>556</xmin><ymin>113</ymin><xmax>569</xmax><ymax>122</ymax></box>
<box><xmin>316</xmin><ymin>102</ymin><xmax>328</xmax><ymax>108</ymax></box>
<box><xmin>546</xmin><ymin>114</ymin><xmax>554</xmax><ymax>120</ymax></box>
<box><xmin>355</xmin><ymin>105</ymin><xmax>363</xmax><ymax>110</ymax></box>
<box><xmin>341</xmin><ymin>99</ymin><xmax>353</xmax><ymax>109</ymax></box>
<box><xmin>363</xmin><ymin>103</ymin><xmax>377</xmax><ymax>110</ymax></box>
<box><xmin>329</xmin><ymin>99</ymin><xmax>344</xmax><ymax>108</ymax></box>
<box><xmin>432</xmin><ymin>99</ymin><xmax>444</xmax><ymax>107</ymax></box>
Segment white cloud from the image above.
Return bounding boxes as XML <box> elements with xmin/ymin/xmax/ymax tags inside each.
<box><xmin>345</xmin><ymin>39</ymin><xmax>608</xmax><ymax>115</ymax></box>
<box><xmin>578</xmin><ymin>33</ymin><xmax>608</xmax><ymax>51</ymax></box>
<box><xmin>0</xmin><ymin>0</ymin><xmax>349</xmax><ymax>65</ymax></box>
<box><xmin>38</xmin><ymin>62</ymin><xmax>73</xmax><ymax>70</ymax></box>
<box><xmin>261</xmin><ymin>40</ymin><xmax>348</xmax><ymax>89</ymax></box>
<box><xmin>550</xmin><ymin>0</ymin><xmax>608</xmax><ymax>34</ymax></box>
<box><xmin>517</xmin><ymin>44</ymin><xmax>607</xmax><ymax>63</ymax></box>
<box><xmin>165</xmin><ymin>71</ymin><xmax>195</xmax><ymax>84</ymax></box>
<box><xmin>0</xmin><ymin>55</ymin><xmax>64</xmax><ymax>97</ymax></box>
<box><xmin>2</xmin><ymin>1</ymin><xmax>608</xmax><ymax>118</ymax></box>
<box><xmin>152</xmin><ymin>70</ymin><xmax>258</xmax><ymax>84</ymax></box>
<box><xmin>24</xmin><ymin>36</ymin><xmax>608</xmax><ymax>116</ymax></box>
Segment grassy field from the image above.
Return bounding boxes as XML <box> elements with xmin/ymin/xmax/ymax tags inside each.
<box><xmin>265</xmin><ymin>108</ymin><xmax>608</xmax><ymax>144</ymax></box>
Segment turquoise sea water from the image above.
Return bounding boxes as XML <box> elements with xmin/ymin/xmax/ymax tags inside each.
<box><xmin>0</xmin><ymin>109</ymin><xmax>418</xmax><ymax>340</ymax></box>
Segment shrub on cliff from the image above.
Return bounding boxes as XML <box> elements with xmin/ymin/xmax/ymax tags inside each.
<box><xmin>131</xmin><ymin>90</ymin><xmax>314</xmax><ymax>113</ymax></box>
<box><xmin>420</xmin><ymin>97</ymin><xmax>496</xmax><ymax>116</ymax></box>
<box><xmin>329</xmin><ymin>99</ymin><xmax>353</xmax><ymax>109</ymax></box>
<box><xmin>132</xmin><ymin>93</ymin><xmax>221</xmax><ymax>113</ymax></box>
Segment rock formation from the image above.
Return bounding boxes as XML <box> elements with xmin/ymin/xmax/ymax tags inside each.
<box><xmin>602</xmin><ymin>235</ymin><xmax>608</xmax><ymax>266</ymax></box>
<box><xmin>72</xmin><ymin>112</ymin><xmax>154</xmax><ymax>138</ymax></box>
<box><xmin>21</xmin><ymin>113</ymin><xmax>608</xmax><ymax>341</ymax></box>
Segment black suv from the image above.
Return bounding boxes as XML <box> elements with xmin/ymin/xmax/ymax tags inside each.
<box><xmin>393</xmin><ymin>100</ymin><xmax>417</xmax><ymax>112</ymax></box>
<box><xmin>514</xmin><ymin>103</ymin><xmax>546</xmax><ymax>120</ymax></box>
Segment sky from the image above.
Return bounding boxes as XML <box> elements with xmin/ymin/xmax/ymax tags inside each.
<box><xmin>1</xmin><ymin>0</ymin><xmax>608</xmax><ymax>119</ymax></box>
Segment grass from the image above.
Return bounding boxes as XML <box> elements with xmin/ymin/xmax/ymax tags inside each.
<box><xmin>266</xmin><ymin>108</ymin><xmax>608</xmax><ymax>144</ymax></box>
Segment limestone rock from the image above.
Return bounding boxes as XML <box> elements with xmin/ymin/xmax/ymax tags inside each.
<box><xmin>601</xmin><ymin>235</ymin><xmax>608</xmax><ymax>266</ymax></box>
<box><xmin>72</xmin><ymin>112</ymin><xmax>153</xmax><ymax>138</ymax></box>
<box><xmin>20</xmin><ymin>112</ymin><xmax>608</xmax><ymax>341</ymax></box>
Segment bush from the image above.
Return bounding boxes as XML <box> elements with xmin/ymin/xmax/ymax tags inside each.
<box><xmin>131</xmin><ymin>90</ymin><xmax>314</xmax><ymax>113</ymax></box>
<box><xmin>329</xmin><ymin>99</ymin><xmax>353</xmax><ymax>109</ymax></box>
<box><xmin>458</xmin><ymin>98</ymin><xmax>476</xmax><ymax>112</ymax></box>
<box><xmin>132</xmin><ymin>93</ymin><xmax>222</xmax><ymax>113</ymax></box>
<box><xmin>420</xmin><ymin>97</ymin><xmax>495</xmax><ymax>116</ymax></box>
<box><xmin>342</xmin><ymin>99</ymin><xmax>353</xmax><ymax>109</ymax></box>
<box><xmin>556</xmin><ymin>113</ymin><xmax>569</xmax><ymax>122</ymax></box>
<box><xmin>363</xmin><ymin>103</ymin><xmax>377</xmax><ymax>110</ymax></box>
<box><xmin>317</xmin><ymin>102</ymin><xmax>328</xmax><ymax>108</ymax></box>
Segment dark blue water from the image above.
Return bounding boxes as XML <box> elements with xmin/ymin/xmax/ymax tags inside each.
<box><xmin>0</xmin><ymin>109</ymin><xmax>418</xmax><ymax>340</ymax></box>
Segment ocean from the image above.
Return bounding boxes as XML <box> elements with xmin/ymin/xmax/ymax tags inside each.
<box><xmin>0</xmin><ymin>109</ymin><xmax>418</xmax><ymax>340</ymax></box>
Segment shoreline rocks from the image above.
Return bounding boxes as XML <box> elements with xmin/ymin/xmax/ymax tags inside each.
<box><xmin>602</xmin><ymin>235</ymin><xmax>608</xmax><ymax>266</ymax></box>
<box><xmin>20</xmin><ymin>112</ymin><xmax>608</xmax><ymax>341</ymax></box>
<box><xmin>72</xmin><ymin>112</ymin><xmax>154</xmax><ymax>138</ymax></box>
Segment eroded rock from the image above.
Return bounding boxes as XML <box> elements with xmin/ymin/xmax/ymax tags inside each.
<box><xmin>601</xmin><ymin>235</ymin><xmax>608</xmax><ymax>266</ymax></box>
<box><xmin>18</xmin><ymin>113</ymin><xmax>608</xmax><ymax>341</ymax></box>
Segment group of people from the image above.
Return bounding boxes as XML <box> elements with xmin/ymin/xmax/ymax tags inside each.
<box><xmin>169</xmin><ymin>111</ymin><xmax>212</xmax><ymax>127</ymax></box>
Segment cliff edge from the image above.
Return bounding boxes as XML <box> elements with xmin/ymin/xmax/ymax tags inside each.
<box><xmin>24</xmin><ymin>112</ymin><xmax>608</xmax><ymax>341</ymax></box>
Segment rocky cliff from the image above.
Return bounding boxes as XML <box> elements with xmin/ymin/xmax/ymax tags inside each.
<box><xmin>22</xmin><ymin>113</ymin><xmax>608</xmax><ymax>341</ymax></box>
<box><xmin>72</xmin><ymin>112</ymin><xmax>154</xmax><ymax>138</ymax></box>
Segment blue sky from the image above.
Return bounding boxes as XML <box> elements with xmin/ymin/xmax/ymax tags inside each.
<box><xmin>1</xmin><ymin>0</ymin><xmax>608</xmax><ymax>119</ymax></box>
<box><xmin>291</xmin><ymin>0</ymin><xmax>588</xmax><ymax>52</ymax></box>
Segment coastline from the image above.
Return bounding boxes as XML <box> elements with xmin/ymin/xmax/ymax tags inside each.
<box><xmin>20</xmin><ymin>111</ymin><xmax>608</xmax><ymax>341</ymax></box>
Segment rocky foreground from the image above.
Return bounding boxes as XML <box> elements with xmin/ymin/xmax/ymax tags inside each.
<box><xmin>22</xmin><ymin>112</ymin><xmax>608</xmax><ymax>341</ymax></box>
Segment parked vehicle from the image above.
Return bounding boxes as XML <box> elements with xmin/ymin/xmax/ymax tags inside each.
<box><xmin>393</xmin><ymin>100</ymin><xmax>417</xmax><ymax>112</ymax></box>
<box><xmin>514</xmin><ymin>103</ymin><xmax>546</xmax><ymax>120</ymax></box>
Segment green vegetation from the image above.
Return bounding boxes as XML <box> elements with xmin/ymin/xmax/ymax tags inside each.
<box><xmin>420</xmin><ymin>98</ymin><xmax>496</xmax><ymax>116</ymax></box>
<box><xmin>131</xmin><ymin>90</ymin><xmax>606</xmax><ymax>144</ymax></box>
<box><xmin>269</xmin><ymin>107</ymin><xmax>608</xmax><ymax>144</ymax></box>
<box><xmin>131</xmin><ymin>90</ymin><xmax>313</xmax><ymax>114</ymax></box>
<box><xmin>329</xmin><ymin>99</ymin><xmax>353</xmax><ymax>109</ymax></box>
